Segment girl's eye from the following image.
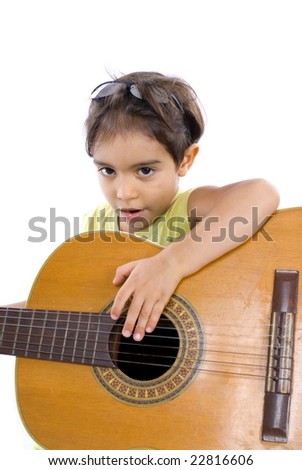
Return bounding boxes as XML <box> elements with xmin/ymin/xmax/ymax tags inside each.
<box><xmin>99</xmin><ymin>167</ymin><xmax>115</xmax><ymax>176</ymax></box>
<box><xmin>138</xmin><ymin>167</ymin><xmax>154</xmax><ymax>176</ymax></box>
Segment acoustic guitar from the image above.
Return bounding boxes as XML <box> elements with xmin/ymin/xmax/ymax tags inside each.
<box><xmin>0</xmin><ymin>208</ymin><xmax>301</xmax><ymax>450</ymax></box>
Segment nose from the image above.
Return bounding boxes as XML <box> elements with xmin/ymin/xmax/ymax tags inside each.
<box><xmin>116</xmin><ymin>175</ymin><xmax>138</xmax><ymax>202</ymax></box>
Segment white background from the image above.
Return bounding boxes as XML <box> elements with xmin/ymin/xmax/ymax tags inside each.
<box><xmin>0</xmin><ymin>0</ymin><xmax>301</xmax><ymax>457</ymax></box>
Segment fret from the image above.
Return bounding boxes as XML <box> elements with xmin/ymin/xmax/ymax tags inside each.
<box><xmin>49</xmin><ymin>311</ymin><xmax>60</xmax><ymax>361</ymax></box>
<box><xmin>82</xmin><ymin>313</ymin><xmax>92</xmax><ymax>364</ymax></box>
<box><xmin>71</xmin><ymin>312</ymin><xmax>81</xmax><ymax>363</ymax></box>
<box><xmin>0</xmin><ymin>308</ymin><xmax>8</xmax><ymax>349</ymax></box>
<box><xmin>11</xmin><ymin>310</ymin><xmax>22</xmax><ymax>356</ymax></box>
<box><xmin>91</xmin><ymin>315</ymin><xmax>101</xmax><ymax>365</ymax></box>
<box><xmin>83</xmin><ymin>313</ymin><xmax>100</xmax><ymax>365</ymax></box>
<box><xmin>60</xmin><ymin>312</ymin><xmax>71</xmax><ymax>362</ymax></box>
<box><xmin>37</xmin><ymin>312</ymin><xmax>48</xmax><ymax>359</ymax></box>
<box><xmin>24</xmin><ymin>309</ymin><xmax>35</xmax><ymax>358</ymax></box>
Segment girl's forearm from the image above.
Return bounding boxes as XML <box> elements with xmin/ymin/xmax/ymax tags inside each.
<box><xmin>161</xmin><ymin>179</ymin><xmax>280</xmax><ymax>278</ymax></box>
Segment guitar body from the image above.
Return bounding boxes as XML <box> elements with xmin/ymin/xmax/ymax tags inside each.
<box><xmin>15</xmin><ymin>208</ymin><xmax>302</xmax><ymax>449</ymax></box>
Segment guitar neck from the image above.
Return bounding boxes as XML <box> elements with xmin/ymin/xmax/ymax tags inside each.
<box><xmin>0</xmin><ymin>307</ymin><xmax>115</xmax><ymax>367</ymax></box>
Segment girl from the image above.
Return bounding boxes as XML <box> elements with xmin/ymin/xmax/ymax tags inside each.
<box><xmin>83</xmin><ymin>71</ymin><xmax>279</xmax><ymax>342</ymax></box>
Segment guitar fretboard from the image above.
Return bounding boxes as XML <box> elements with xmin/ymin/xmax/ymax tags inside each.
<box><xmin>0</xmin><ymin>307</ymin><xmax>115</xmax><ymax>367</ymax></box>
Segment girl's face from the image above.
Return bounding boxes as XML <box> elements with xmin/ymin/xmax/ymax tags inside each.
<box><xmin>92</xmin><ymin>133</ymin><xmax>195</xmax><ymax>233</ymax></box>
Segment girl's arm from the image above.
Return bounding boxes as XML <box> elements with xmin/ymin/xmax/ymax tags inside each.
<box><xmin>111</xmin><ymin>178</ymin><xmax>280</xmax><ymax>341</ymax></box>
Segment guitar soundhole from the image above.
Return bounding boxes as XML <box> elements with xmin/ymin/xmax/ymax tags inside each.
<box><xmin>93</xmin><ymin>293</ymin><xmax>203</xmax><ymax>406</ymax></box>
<box><xmin>109</xmin><ymin>316</ymin><xmax>179</xmax><ymax>381</ymax></box>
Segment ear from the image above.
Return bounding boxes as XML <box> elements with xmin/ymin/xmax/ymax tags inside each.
<box><xmin>177</xmin><ymin>144</ymin><xmax>199</xmax><ymax>176</ymax></box>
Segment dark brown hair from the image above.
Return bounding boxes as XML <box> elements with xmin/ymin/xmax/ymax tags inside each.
<box><xmin>85</xmin><ymin>71</ymin><xmax>205</xmax><ymax>166</ymax></box>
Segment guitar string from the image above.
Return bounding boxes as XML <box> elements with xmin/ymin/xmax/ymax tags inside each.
<box><xmin>0</xmin><ymin>308</ymin><xmax>290</xmax><ymax>334</ymax></box>
<box><xmin>0</xmin><ymin>333</ymin><xmax>292</xmax><ymax>381</ymax></box>
<box><xmin>0</xmin><ymin>332</ymin><xmax>275</xmax><ymax>379</ymax></box>
<box><xmin>0</xmin><ymin>316</ymin><xmax>289</xmax><ymax>351</ymax></box>
<box><xmin>0</xmin><ymin>330</ymin><xmax>271</xmax><ymax>360</ymax></box>
<box><xmin>0</xmin><ymin>346</ymin><xmax>268</xmax><ymax>381</ymax></box>
<box><xmin>0</xmin><ymin>308</ymin><xmax>295</xmax><ymax>374</ymax></box>
<box><xmin>0</xmin><ymin>307</ymin><xmax>298</xmax><ymax>329</ymax></box>
<box><xmin>0</xmin><ymin>326</ymin><xmax>293</xmax><ymax>367</ymax></box>
<box><xmin>0</xmin><ymin>342</ymin><xmax>273</xmax><ymax>380</ymax></box>
<box><xmin>0</xmin><ymin>343</ymin><xmax>293</xmax><ymax>387</ymax></box>
<box><xmin>0</xmin><ymin>324</ymin><xmax>294</xmax><ymax>379</ymax></box>
<box><xmin>0</xmin><ymin>307</ymin><xmax>271</xmax><ymax>330</ymax></box>
<box><xmin>0</xmin><ymin>306</ymin><xmax>288</xmax><ymax>331</ymax></box>
<box><xmin>0</xmin><ymin>313</ymin><xmax>293</xmax><ymax>357</ymax></box>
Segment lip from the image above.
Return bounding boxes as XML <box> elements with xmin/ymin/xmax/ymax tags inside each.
<box><xmin>119</xmin><ymin>209</ymin><xmax>145</xmax><ymax>221</ymax></box>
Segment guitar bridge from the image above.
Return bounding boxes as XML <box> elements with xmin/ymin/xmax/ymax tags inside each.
<box><xmin>262</xmin><ymin>269</ymin><xmax>299</xmax><ymax>443</ymax></box>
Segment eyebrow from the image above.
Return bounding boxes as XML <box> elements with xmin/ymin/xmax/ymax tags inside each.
<box><xmin>93</xmin><ymin>159</ymin><xmax>162</xmax><ymax>169</ymax></box>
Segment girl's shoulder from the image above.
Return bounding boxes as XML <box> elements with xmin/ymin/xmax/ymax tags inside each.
<box><xmin>188</xmin><ymin>183</ymin><xmax>241</xmax><ymax>215</ymax></box>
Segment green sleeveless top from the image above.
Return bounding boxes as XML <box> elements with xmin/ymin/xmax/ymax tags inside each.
<box><xmin>81</xmin><ymin>189</ymin><xmax>194</xmax><ymax>247</ymax></box>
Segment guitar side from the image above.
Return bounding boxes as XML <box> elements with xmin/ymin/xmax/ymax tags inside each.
<box><xmin>15</xmin><ymin>208</ymin><xmax>302</xmax><ymax>449</ymax></box>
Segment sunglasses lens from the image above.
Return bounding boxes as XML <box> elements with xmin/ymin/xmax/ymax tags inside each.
<box><xmin>91</xmin><ymin>82</ymin><xmax>124</xmax><ymax>100</ymax></box>
<box><xmin>149</xmin><ymin>86</ymin><xmax>169</xmax><ymax>104</ymax></box>
<box><xmin>129</xmin><ymin>84</ymin><xmax>142</xmax><ymax>99</ymax></box>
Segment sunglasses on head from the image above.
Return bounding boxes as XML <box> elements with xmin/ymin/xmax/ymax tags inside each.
<box><xmin>90</xmin><ymin>80</ymin><xmax>183</xmax><ymax>111</ymax></box>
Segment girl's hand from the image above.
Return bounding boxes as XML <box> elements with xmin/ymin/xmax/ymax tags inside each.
<box><xmin>110</xmin><ymin>253</ymin><xmax>182</xmax><ymax>341</ymax></box>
